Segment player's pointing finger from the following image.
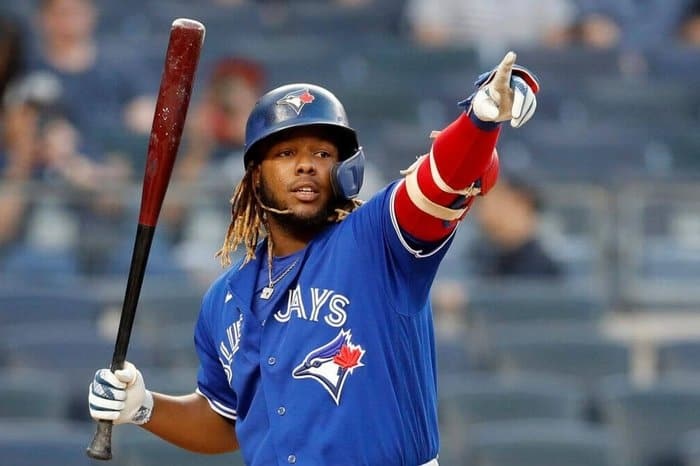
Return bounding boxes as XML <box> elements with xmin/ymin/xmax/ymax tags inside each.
<box><xmin>494</xmin><ymin>51</ymin><xmax>517</xmax><ymax>87</ymax></box>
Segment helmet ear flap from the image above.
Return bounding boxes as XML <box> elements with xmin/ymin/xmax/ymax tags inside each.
<box><xmin>331</xmin><ymin>148</ymin><xmax>365</xmax><ymax>199</ymax></box>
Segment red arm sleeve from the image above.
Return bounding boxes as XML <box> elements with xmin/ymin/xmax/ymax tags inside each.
<box><xmin>393</xmin><ymin>113</ymin><xmax>501</xmax><ymax>242</ymax></box>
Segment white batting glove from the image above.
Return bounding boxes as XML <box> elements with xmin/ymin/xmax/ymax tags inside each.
<box><xmin>469</xmin><ymin>51</ymin><xmax>540</xmax><ymax>128</ymax></box>
<box><xmin>88</xmin><ymin>361</ymin><xmax>154</xmax><ymax>425</ymax></box>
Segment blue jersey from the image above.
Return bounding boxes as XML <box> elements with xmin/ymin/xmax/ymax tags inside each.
<box><xmin>194</xmin><ymin>181</ymin><xmax>453</xmax><ymax>466</ymax></box>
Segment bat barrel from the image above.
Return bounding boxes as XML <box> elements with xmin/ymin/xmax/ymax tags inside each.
<box><xmin>139</xmin><ymin>19</ymin><xmax>205</xmax><ymax>227</ymax></box>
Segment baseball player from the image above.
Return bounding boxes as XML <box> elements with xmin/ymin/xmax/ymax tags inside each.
<box><xmin>89</xmin><ymin>51</ymin><xmax>539</xmax><ymax>465</ymax></box>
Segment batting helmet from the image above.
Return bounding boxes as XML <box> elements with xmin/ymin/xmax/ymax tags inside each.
<box><xmin>243</xmin><ymin>83</ymin><xmax>365</xmax><ymax>199</ymax></box>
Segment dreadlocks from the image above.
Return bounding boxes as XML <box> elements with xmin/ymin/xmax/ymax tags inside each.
<box><xmin>216</xmin><ymin>168</ymin><xmax>363</xmax><ymax>268</ymax></box>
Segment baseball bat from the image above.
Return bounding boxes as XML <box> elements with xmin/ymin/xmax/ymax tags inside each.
<box><xmin>86</xmin><ymin>18</ymin><xmax>205</xmax><ymax>461</ymax></box>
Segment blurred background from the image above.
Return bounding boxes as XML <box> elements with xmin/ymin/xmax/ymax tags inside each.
<box><xmin>1</xmin><ymin>0</ymin><xmax>700</xmax><ymax>465</ymax></box>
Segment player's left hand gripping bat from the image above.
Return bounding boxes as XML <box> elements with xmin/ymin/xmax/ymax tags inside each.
<box><xmin>86</xmin><ymin>18</ymin><xmax>205</xmax><ymax>461</ymax></box>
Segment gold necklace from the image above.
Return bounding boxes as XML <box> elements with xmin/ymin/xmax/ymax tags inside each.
<box><xmin>261</xmin><ymin>243</ymin><xmax>299</xmax><ymax>300</ymax></box>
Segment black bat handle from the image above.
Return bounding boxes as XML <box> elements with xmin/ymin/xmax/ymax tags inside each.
<box><xmin>87</xmin><ymin>421</ymin><xmax>114</xmax><ymax>460</ymax></box>
<box><xmin>86</xmin><ymin>225</ymin><xmax>155</xmax><ymax>460</ymax></box>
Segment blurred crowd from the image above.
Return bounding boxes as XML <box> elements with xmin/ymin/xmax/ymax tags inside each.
<box><xmin>1</xmin><ymin>0</ymin><xmax>698</xmax><ymax>286</ymax></box>
<box><xmin>1</xmin><ymin>1</ymin><xmax>700</xmax><ymax>465</ymax></box>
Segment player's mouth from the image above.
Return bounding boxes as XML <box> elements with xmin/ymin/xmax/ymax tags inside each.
<box><xmin>291</xmin><ymin>183</ymin><xmax>320</xmax><ymax>202</ymax></box>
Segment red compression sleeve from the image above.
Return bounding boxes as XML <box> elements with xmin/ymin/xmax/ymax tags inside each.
<box><xmin>393</xmin><ymin>113</ymin><xmax>500</xmax><ymax>242</ymax></box>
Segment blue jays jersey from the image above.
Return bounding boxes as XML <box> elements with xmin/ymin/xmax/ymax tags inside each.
<box><xmin>194</xmin><ymin>181</ymin><xmax>453</xmax><ymax>466</ymax></box>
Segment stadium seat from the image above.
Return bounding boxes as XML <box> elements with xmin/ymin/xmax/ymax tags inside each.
<box><xmin>2</xmin><ymin>321</ymin><xmax>159</xmax><ymax>381</ymax></box>
<box><xmin>511</xmin><ymin>120</ymin><xmax>652</xmax><ymax>182</ymax></box>
<box><xmin>466</xmin><ymin>280</ymin><xmax>607</xmax><ymax>327</ymax></box>
<box><xmin>514</xmin><ymin>47</ymin><xmax>623</xmax><ymax>85</ymax></box>
<box><xmin>466</xmin><ymin>419</ymin><xmax>619</xmax><ymax>466</ymax></box>
<box><xmin>112</xmin><ymin>425</ymin><xmax>245</xmax><ymax>466</ymax></box>
<box><xmin>438</xmin><ymin>373</ymin><xmax>586</xmax><ymax>464</ymax></box>
<box><xmin>0</xmin><ymin>369</ymin><xmax>70</xmax><ymax>420</ymax></box>
<box><xmin>145</xmin><ymin>321</ymin><xmax>200</xmax><ymax>370</ymax></box>
<box><xmin>439</xmin><ymin>372</ymin><xmax>585</xmax><ymax>426</ymax></box>
<box><xmin>0</xmin><ymin>285</ymin><xmax>104</xmax><ymax>325</ymax></box>
<box><xmin>490</xmin><ymin>331</ymin><xmax>630</xmax><ymax>391</ymax></box>
<box><xmin>680</xmin><ymin>428</ymin><xmax>700</xmax><ymax>466</ymax></box>
<box><xmin>657</xmin><ymin>340</ymin><xmax>700</xmax><ymax>375</ymax></box>
<box><xmin>599</xmin><ymin>374</ymin><xmax>700</xmax><ymax>466</ymax></box>
<box><xmin>99</xmin><ymin>276</ymin><xmax>205</xmax><ymax>328</ymax></box>
<box><xmin>616</xmin><ymin>182</ymin><xmax>700</xmax><ymax>308</ymax></box>
<box><xmin>0</xmin><ymin>419</ymin><xmax>94</xmax><ymax>466</ymax></box>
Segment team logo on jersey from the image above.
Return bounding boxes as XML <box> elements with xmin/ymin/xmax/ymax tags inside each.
<box><xmin>292</xmin><ymin>329</ymin><xmax>365</xmax><ymax>405</ymax></box>
<box><xmin>276</xmin><ymin>88</ymin><xmax>315</xmax><ymax>115</ymax></box>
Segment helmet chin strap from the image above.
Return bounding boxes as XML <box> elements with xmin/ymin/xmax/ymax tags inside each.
<box><xmin>260</xmin><ymin>203</ymin><xmax>292</xmax><ymax>215</ymax></box>
<box><xmin>254</xmin><ymin>185</ymin><xmax>293</xmax><ymax>215</ymax></box>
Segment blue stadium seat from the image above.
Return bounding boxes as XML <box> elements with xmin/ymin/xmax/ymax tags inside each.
<box><xmin>466</xmin><ymin>280</ymin><xmax>607</xmax><ymax>327</ymax></box>
<box><xmin>2</xmin><ymin>321</ymin><xmax>159</xmax><ymax>381</ymax></box>
<box><xmin>490</xmin><ymin>331</ymin><xmax>630</xmax><ymax>391</ymax></box>
<box><xmin>466</xmin><ymin>419</ymin><xmax>619</xmax><ymax>466</ymax></box>
<box><xmin>600</xmin><ymin>374</ymin><xmax>700</xmax><ymax>466</ymax></box>
<box><xmin>0</xmin><ymin>420</ymin><xmax>94</xmax><ymax>466</ymax></box>
<box><xmin>579</xmin><ymin>78</ymin><xmax>696</xmax><ymax>125</ymax></box>
<box><xmin>99</xmin><ymin>277</ymin><xmax>205</xmax><ymax>327</ymax></box>
<box><xmin>513</xmin><ymin>48</ymin><xmax>623</xmax><ymax>86</ymax></box>
<box><xmin>0</xmin><ymin>369</ymin><xmax>70</xmax><ymax>419</ymax></box>
<box><xmin>680</xmin><ymin>428</ymin><xmax>700</xmax><ymax>466</ymax></box>
<box><xmin>438</xmin><ymin>373</ymin><xmax>586</xmax><ymax>464</ymax></box>
<box><xmin>145</xmin><ymin>321</ymin><xmax>199</xmax><ymax>370</ymax></box>
<box><xmin>617</xmin><ymin>183</ymin><xmax>700</xmax><ymax>308</ymax></box>
<box><xmin>510</xmin><ymin>120</ymin><xmax>652</xmax><ymax>182</ymax></box>
<box><xmin>112</xmin><ymin>424</ymin><xmax>245</xmax><ymax>466</ymax></box>
<box><xmin>0</xmin><ymin>287</ymin><xmax>104</xmax><ymax>325</ymax></box>
<box><xmin>657</xmin><ymin>340</ymin><xmax>700</xmax><ymax>375</ymax></box>
<box><xmin>440</xmin><ymin>372</ymin><xmax>585</xmax><ymax>424</ymax></box>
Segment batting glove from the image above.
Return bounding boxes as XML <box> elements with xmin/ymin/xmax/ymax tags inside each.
<box><xmin>89</xmin><ymin>361</ymin><xmax>154</xmax><ymax>425</ymax></box>
<box><xmin>463</xmin><ymin>51</ymin><xmax>540</xmax><ymax>128</ymax></box>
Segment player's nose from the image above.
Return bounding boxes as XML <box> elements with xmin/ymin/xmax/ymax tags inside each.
<box><xmin>295</xmin><ymin>152</ymin><xmax>317</xmax><ymax>175</ymax></box>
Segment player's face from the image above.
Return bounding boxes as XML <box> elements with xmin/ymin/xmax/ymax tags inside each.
<box><xmin>256</xmin><ymin>127</ymin><xmax>340</xmax><ymax>232</ymax></box>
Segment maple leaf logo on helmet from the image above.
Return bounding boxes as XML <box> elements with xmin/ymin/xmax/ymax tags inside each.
<box><xmin>292</xmin><ymin>329</ymin><xmax>365</xmax><ymax>405</ymax></box>
<box><xmin>276</xmin><ymin>88</ymin><xmax>315</xmax><ymax>115</ymax></box>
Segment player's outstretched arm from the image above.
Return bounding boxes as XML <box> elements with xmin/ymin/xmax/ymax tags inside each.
<box><xmin>393</xmin><ymin>51</ymin><xmax>540</xmax><ymax>244</ymax></box>
<box><xmin>89</xmin><ymin>362</ymin><xmax>238</xmax><ymax>454</ymax></box>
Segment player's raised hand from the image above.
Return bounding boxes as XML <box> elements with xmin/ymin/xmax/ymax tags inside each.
<box><xmin>88</xmin><ymin>361</ymin><xmax>154</xmax><ymax>425</ymax></box>
<box><xmin>469</xmin><ymin>51</ymin><xmax>540</xmax><ymax>128</ymax></box>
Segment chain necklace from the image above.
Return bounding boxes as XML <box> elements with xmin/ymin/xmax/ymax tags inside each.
<box><xmin>261</xmin><ymin>241</ymin><xmax>299</xmax><ymax>300</ymax></box>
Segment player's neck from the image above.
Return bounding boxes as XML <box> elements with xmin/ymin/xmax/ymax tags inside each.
<box><xmin>267</xmin><ymin>222</ymin><xmax>317</xmax><ymax>257</ymax></box>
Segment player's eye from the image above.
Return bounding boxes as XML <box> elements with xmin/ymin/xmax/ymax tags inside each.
<box><xmin>277</xmin><ymin>150</ymin><xmax>293</xmax><ymax>158</ymax></box>
<box><xmin>314</xmin><ymin>150</ymin><xmax>331</xmax><ymax>158</ymax></box>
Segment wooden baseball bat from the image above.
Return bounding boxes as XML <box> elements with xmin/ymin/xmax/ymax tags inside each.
<box><xmin>86</xmin><ymin>18</ymin><xmax>205</xmax><ymax>461</ymax></box>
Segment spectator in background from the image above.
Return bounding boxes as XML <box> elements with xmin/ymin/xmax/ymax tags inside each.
<box><xmin>0</xmin><ymin>15</ymin><xmax>23</xmax><ymax>105</ymax></box>
<box><xmin>404</xmin><ymin>0</ymin><xmax>576</xmax><ymax>52</ymax></box>
<box><xmin>570</xmin><ymin>0</ymin><xmax>691</xmax><ymax>49</ymax></box>
<box><xmin>0</xmin><ymin>72</ymin><xmax>130</xmax><ymax>275</ymax></box>
<box><xmin>26</xmin><ymin>0</ymin><xmax>157</xmax><ymax>157</ymax></box>
<box><xmin>175</xmin><ymin>57</ymin><xmax>267</xmax><ymax>190</ymax></box>
<box><xmin>0</xmin><ymin>19</ymin><xmax>31</xmax><ymax>258</ymax></box>
<box><xmin>678</xmin><ymin>0</ymin><xmax>700</xmax><ymax>46</ymax></box>
<box><xmin>470</xmin><ymin>174</ymin><xmax>563</xmax><ymax>279</ymax></box>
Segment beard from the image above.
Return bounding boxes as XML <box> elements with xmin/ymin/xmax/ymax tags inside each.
<box><xmin>259</xmin><ymin>180</ymin><xmax>336</xmax><ymax>236</ymax></box>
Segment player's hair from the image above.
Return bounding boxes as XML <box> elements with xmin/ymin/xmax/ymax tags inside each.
<box><xmin>216</xmin><ymin>167</ymin><xmax>362</xmax><ymax>267</ymax></box>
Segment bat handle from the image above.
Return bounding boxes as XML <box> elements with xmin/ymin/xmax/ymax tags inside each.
<box><xmin>87</xmin><ymin>420</ymin><xmax>114</xmax><ymax>460</ymax></box>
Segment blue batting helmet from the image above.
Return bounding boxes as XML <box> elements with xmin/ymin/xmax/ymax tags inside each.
<box><xmin>243</xmin><ymin>83</ymin><xmax>364</xmax><ymax>199</ymax></box>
